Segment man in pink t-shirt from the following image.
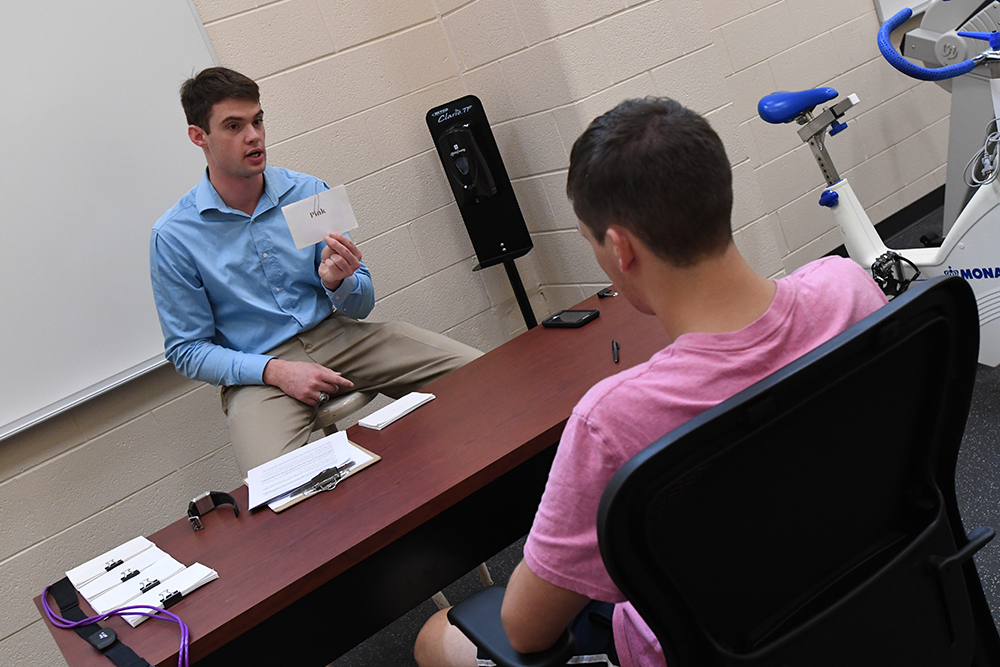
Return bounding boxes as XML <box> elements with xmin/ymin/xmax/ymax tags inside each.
<box><xmin>414</xmin><ymin>98</ymin><xmax>887</xmax><ymax>667</ymax></box>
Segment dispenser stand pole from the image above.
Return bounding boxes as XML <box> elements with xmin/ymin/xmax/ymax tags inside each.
<box><xmin>504</xmin><ymin>260</ymin><xmax>537</xmax><ymax>330</ymax></box>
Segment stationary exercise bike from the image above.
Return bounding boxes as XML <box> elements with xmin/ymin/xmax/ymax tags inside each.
<box><xmin>896</xmin><ymin>0</ymin><xmax>1000</xmax><ymax>231</ymax></box>
<box><xmin>758</xmin><ymin>7</ymin><xmax>1000</xmax><ymax>367</ymax></box>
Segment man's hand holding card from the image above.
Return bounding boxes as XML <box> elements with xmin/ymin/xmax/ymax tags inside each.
<box><xmin>282</xmin><ymin>184</ymin><xmax>359</xmax><ymax>249</ymax></box>
<box><xmin>281</xmin><ymin>184</ymin><xmax>363</xmax><ymax>291</ymax></box>
<box><xmin>318</xmin><ymin>233</ymin><xmax>363</xmax><ymax>290</ymax></box>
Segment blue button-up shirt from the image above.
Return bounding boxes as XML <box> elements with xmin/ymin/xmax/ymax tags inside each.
<box><xmin>150</xmin><ymin>166</ymin><xmax>374</xmax><ymax>386</ymax></box>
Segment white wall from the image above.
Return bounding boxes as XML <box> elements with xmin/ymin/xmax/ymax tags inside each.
<box><xmin>0</xmin><ymin>1</ymin><xmax>950</xmax><ymax>663</ymax></box>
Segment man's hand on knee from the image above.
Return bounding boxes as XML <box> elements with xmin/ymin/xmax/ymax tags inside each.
<box><xmin>262</xmin><ymin>359</ymin><xmax>354</xmax><ymax>406</ymax></box>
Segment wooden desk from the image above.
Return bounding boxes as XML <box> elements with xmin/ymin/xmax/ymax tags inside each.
<box><xmin>37</xmin><ymin>293</ymin><xmax>668</xmax><ymax>666</ymax></box>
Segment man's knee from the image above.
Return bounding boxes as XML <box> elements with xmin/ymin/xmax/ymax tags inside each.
<box><xmin>223</xmin><ymin>384</ymin><xmax>315</xmax><ymax>475</ymax></box>
<box><xmin>415</xmin><ymin>607</ymin><xmax>476</xmax><ymax>667</ymax></box>
<box><xmin>387</xmin><ymin>321</ymin><xmax>482</xmax><ymax>368</ymax></box>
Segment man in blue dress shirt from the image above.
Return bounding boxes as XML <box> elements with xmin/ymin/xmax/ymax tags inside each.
<box><xmin>150</xmin><ymin>67</ymin><xmax>481</xmax><ymax>475</ymax></box>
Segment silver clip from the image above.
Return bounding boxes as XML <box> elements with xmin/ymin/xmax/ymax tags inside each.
<box><xmin>159</xmin><ymin>589</ymin><xmax>182</xmax><ymax>609</ymax></box>
<box><xmin>158</xmin><ymin>589</ymin><xmax>179</xmax><ymax>602</ymax></box>
<box><xmin>290</xmin><ymin>460</ymin><xmax>355</xmax><ymax>497</ymax></box>
<box><xmin>138</xmin><ymin>578</ymin><xmax>160</xmax><ymax>593</ymax></box>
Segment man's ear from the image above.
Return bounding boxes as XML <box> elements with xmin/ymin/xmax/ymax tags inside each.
<box><xmin>605</xmin><ymin>227</ymin><xmax>636</xmax><ymax>273</ymax></box>
<box><xmin>188</xmin><ymin>125</ymin><xmax>208</xmax><ymax>148</ymax></box>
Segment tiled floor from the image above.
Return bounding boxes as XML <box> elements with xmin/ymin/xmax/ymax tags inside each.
<box><xmin>333</xmin><ymin>207</ymin><xmax>1000</xmax><ymax>666</ymax></box>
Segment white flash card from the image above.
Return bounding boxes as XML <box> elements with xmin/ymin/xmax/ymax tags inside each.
<box><xmin>282</xmin><ymin>184</ymin><xmax>359</xmax><ymax>249</ymax></box>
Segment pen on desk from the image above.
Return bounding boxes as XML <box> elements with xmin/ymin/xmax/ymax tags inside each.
<box><xmin>612</xmin><ymin>339</ymin><xmax>620</xmax><ymax>364</ymax></box>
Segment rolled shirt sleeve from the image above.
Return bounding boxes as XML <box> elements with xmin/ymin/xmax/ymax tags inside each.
<box><xmin>317</xmin><ymin>244</ymin><xmax>374</xmax><ymax>320</ymax></box>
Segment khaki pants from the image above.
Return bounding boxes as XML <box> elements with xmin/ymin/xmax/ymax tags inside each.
<box><xmin>221</xmin><ymin>313</ymin><xmax>482</xmax><ymax>475</ymax></box>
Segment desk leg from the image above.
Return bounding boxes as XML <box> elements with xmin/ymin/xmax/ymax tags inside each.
<box><xmin>196</xmin><ymin>445</ymin><xmax>557</xmax><ymax>666</ymax></box>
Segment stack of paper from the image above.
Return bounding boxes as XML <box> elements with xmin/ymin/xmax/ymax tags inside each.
<box><xmin>77</xmin><ymin>546</ymin><xmax>168</xmax><ymax>604</ymax></box>
<box><xmin>358</xmin><ymin>392</ymin><xmax>435</xmax><ymax>430</ymax></box>
<box><xmin>66</xmin><ymin>537</ymin><xmax>156</xmax><ymax>589</ymax></box>
<box><xmin>64</xmin><ymin>537</ymin><xmax>217</xmax><ymax>623</ymax></box>
<box><xmin>90</xmin><ymin>556</ymin><xmax>185</xmax><ymax>615</ymax></box>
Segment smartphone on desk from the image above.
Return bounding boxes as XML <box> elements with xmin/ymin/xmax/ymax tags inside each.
<box><xmin>541</xmin><ymin>309</ymin><xmax>600</xmax><ymax>328</ymax></box>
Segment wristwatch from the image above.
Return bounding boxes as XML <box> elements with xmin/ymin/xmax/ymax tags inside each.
<box><xmin>187</xmin><ymin>491</ymin><xmax>239</xmax><ymax>530</ymax></box>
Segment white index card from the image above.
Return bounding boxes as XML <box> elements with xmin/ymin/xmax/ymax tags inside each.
<box><xmin>282</xmin><ymin>185</ymin><xmax>359</xmax><ymax>250</ymax></box>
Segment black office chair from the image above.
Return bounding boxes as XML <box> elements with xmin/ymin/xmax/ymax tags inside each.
<box><xmin>448</xmin><ymin>275</ymin><xmax>1000</xmax><ymax>667</ymax></box>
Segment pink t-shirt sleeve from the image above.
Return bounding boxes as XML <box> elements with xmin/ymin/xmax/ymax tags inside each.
<box><xmin>524</xmin><ymin>410</ymin><xmax>628</xmax><ymax>603</ymax></box>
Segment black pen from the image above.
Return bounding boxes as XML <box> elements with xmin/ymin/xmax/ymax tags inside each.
<box><xmin>612</xmin><ymin>339</ymin><xmax>619</xmax><ymax>363</ymax></box>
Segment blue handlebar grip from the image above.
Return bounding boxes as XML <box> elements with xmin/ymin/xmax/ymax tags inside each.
<box><xmin>878</xmin><ymin>8</ymin><xmax>977</xmax><ymax>81</ymax></box>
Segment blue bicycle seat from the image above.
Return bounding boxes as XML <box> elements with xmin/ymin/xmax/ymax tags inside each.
<box><xmin>758</xmin><ymin>87</ymin><xmax>839</xmax><ymax>124</ymax></box>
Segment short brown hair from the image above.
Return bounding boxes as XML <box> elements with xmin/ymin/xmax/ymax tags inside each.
<box><xmin>566</xmin><ymin>97</ymin><xmax>733</xmax><ymax>267</ymax></box>
<box><xmin>180</xmin><ymin>67</ymin><xmax>260</xmax><ymax>133</ymax></box>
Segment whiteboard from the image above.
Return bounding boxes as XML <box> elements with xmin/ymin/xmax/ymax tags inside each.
<box><xmin>0</xmin><ymin>0</ymin><xmax>217</xmax><ymax>440</ymax></box>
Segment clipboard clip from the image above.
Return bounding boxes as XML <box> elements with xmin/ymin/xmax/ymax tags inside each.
<box><xmin>290</xmin><ymin>460</ymin><xmax>355</xmax><ymax>497</ymax></box>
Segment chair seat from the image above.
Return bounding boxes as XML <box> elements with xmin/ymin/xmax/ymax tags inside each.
<box><xmin>314</xmin><ymin>391</ymin><xmax>377</xmax><ymax>435</ymax></box>
<box><xmin>447</xmin><ymin>586</ymin><xmax>577</xmax><ymax>667</ymax></box>
<box><xmin>758</xmin><ymin>87</ymin><xmax>838</xmax><ymax>124</ymax></box>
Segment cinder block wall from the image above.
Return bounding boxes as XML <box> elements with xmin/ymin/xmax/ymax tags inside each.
<box><xmin>1</xmin><ymin>1</ymin><xmax>949</xmax><ymax>663</ymax></box>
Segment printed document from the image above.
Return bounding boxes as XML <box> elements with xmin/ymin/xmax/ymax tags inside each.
<box><xmin>247</xmin><ymin>431</ymin><xmax>373</xmax><ymax>510</ymax></box>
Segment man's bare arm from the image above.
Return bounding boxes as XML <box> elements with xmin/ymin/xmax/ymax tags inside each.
<box><xmin>501</xmin><ymin>559</ymin><xmax>589</xmax><ymax>654</ymax></box>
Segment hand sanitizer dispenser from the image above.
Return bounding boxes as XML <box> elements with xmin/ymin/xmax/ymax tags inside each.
<box><xmin>426</xmin><ymin>95</ymin><xmax>532</xmax><ymax>271</ymax></box>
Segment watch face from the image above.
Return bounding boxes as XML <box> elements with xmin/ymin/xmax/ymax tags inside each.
<box><xmin>189</xmin><ymin>491</ymin><xmax>239</xmax><ymax>527</ymax></box>
<box><xmin>193</xmin><ymin>492</ymin><xmax>215</xmax><ymax>515</ymax></box>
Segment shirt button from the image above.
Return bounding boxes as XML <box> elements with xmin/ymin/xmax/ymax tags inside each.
<box><xmin>262</xmin><ymin>253</ymin><xmax>268</xmax><ymax>258</ymax></box>
<box><xmin>275</xmin><ymin>287</ymin><xmax>281</xmax><ymax>292</ymax></box>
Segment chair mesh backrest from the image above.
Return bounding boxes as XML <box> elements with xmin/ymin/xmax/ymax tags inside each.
<box><xmin>598</xmin><ymin>277</ymin><xmax>993</xmax><ymax>666</ymax></box>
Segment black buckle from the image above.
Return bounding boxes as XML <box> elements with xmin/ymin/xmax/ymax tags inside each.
<box><xmin>187</xmin><ymin>491</ymin><xmax>239</xmax><ymax>531</ymax></box>
<box><xmin>87</xmin><ymin>627</ymin><xmax>117</xmax><ymax>651</ymax></box>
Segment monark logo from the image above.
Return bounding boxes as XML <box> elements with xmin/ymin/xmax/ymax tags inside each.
<box><xmin>944</xmin><ymin>266</ymin><xmax>1000</xmax><ymax>279</ymax></box>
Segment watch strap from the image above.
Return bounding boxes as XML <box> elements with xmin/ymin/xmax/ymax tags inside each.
<box><xmin>187</xmin><ymin>490</ymin><xmax>239</xmax><ymax>530</ymax></box>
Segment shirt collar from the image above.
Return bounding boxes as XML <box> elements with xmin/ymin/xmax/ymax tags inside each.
<box><xmin>259</xmin><ymin>166</ymin><xmax>296</xmax><ymax>211</ymax></box>
<box><xmin>194</xmin><ymin>166</ymin><xmax>297</xmax><ymax>217</ymax></box>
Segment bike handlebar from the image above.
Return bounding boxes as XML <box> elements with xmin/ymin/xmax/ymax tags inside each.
<box><xmin>878</xmin><ymin>8</ymin><xmax>979</xmax><ymax>81</ymax></box>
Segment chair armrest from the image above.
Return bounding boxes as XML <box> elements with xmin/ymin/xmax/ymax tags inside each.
<box><xmin>446</xmin><ymin>586</ymin><xmax>576</xmax><ymax>667</ymax></box>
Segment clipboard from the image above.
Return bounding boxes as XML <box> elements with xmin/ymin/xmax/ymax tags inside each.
<box><xmin>267</xmin><ymin>440</ymin><xmax>380</xmax><ymax>513</ymax></box>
